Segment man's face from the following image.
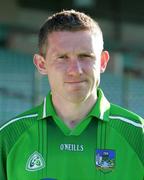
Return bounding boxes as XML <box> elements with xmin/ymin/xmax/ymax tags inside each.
<box><xmin>34</xmin><ymin>30</ymin><xmax>109</xmax><ymax>104</ymax></box>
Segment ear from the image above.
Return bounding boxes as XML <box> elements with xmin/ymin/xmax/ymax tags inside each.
<box><xmin>33</xmin><ymin>54</ymin><xmax>47</xmax><ymax>75</ymax></box>
<box><xmin>100</xmin><ymin>51</ymin><xmax>109</xmax><ymax>73</ymax></box>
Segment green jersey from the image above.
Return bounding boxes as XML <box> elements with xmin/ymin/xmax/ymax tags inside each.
<box><xmin>0</xmin><ymin>89</ymin><xmax>144</xmax><ymax>180</ymax></box>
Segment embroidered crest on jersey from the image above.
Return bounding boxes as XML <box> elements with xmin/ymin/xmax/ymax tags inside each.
<box><xmin>26</xmin><ymin>151</ymin><xmax>45</xmax><ymax>171</ymax></box>
<box><xmin>95</xmin><ymin>149</ymin><xmax>116</xmax><ymax>172</ymax></box>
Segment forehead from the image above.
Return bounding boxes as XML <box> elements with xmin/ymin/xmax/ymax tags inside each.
<box><xmin>47</xmin><ymin>30</ymin><xmax>100</xmax><ymax>52</ymax></box>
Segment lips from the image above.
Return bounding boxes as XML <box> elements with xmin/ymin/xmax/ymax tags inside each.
<box><xmin>65</xmin><ymin>80</ymin><xmax>86</xmax><ymax>84</ymax></box>
<box><xmin>66</xmin><ymin>81</ymin><xmax>84</xmax><ymax>83</ymax></box>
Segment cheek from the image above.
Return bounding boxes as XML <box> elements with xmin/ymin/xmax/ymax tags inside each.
<box><xmin>82</xmin><ymin>61</ymin><xmax>100</xmax><ymax>74</ymax></box>
<box><xmin>85</xmin><ymin>63</ymin><xmax>101</xmax><ymax>84</ymax></box>
<box><xmin>47</xmin><ymin>62</ymin><xmax>66</xmax><ymax>76</ymax></box>
<box><xmin>52</xmin><ymin>62</ymin><xmax>68</xmax><ymax>73</ymax></box>
<box><xmin>92</xmin><ymin>61</ymin><xmax>101</xmax><ymax>74</ymax></box>
<box><xmin>47</xmin><ymin>66</ymin><xmax>64</xmax><ymax>86</ymax></box>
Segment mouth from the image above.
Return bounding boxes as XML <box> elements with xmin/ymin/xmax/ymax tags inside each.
<box><xmin>64</xmin><ymin>80</ymin><xmax>88</xmax><ymax>89</ymax></box>
<box><xmin>64</xmin><ymin>80</ymin><xmax>88</xmax><ymax>92</ymax></box>
<box><xmin>65</xmin><ymin>80</ymin><xmax>86</xmax><ymax>84</ymax></box>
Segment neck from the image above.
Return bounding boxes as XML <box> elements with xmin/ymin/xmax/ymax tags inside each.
<box><xmin>52</xmin><ymin>93</ymin><xmax>97</xmax><ymax>128</ymax></box>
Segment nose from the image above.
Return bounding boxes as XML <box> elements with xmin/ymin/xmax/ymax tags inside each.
<box><xmin>67</xmin><ymin>59</ymin><xmax>83</xmax><ymax>76</ymax></box>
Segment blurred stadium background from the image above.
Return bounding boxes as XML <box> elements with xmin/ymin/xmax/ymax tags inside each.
<box><xmin>0</xmin><ymin>0</ymin><xmax>144</xmax><ymax>125</ymax></box>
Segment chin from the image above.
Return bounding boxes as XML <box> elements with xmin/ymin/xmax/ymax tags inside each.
<box><xmin>66</xmin><ymin>94</ymin><xmax>89</xmax><ymax>103</ymax></box>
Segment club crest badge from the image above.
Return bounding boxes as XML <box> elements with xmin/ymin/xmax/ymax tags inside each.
<box><xmin>26</xmin><ymin>151</ymin><xmax>45</xmax><ymax>171</ymax></box>
<box><xmin>96</xmin><ymin>149</ymin><xmax>116</xmax><ymax>173</ymax></box>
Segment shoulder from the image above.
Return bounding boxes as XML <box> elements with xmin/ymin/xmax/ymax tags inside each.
<box><xmin>0</xmin><ymin>105</ymin><xmax>41</xmax><ymax>134</ymax></box>
<box><xmin>109</xmin><ymin>103</ymin><xmax>144</xmax><ymax>129</ymax></box>
<box><xmin>109</xmin><ymin>103</ymin><xmax>144</xmax><ymax>165</ymax></box>
<box><xmin>0</xmin><ymin>105</ymin><xmax>42</xmax><ymax>156</ymax></box>
<box><xmin>0</xmin><ymin>105</ymin><xmax>42</xmax><ymax>165</ymax></box>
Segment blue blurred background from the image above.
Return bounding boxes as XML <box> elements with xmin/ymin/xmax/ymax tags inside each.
<box><xmin>0</xmin><ymin>0</ymin><xmax>144</xmax><ymax>125</ymax></box>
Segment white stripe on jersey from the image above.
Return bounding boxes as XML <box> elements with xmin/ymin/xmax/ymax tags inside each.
<box><xmin>43</xmin><ymin>97</ymin><xmax>46</xmax><ymax>118</ymax></box>
<box><xmin>0</xmin><ymin>114</ymin><xmax>38</xmax><ymax>131</ymax></box>
<box><xmin>109</xmin><ymin>115</ymin><xmax>143</xmax><ymax>129</ymax></box>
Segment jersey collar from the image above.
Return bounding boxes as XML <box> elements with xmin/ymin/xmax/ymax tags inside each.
<box><xmin>90</xmin><ymin>89</ymin><xmax>110</xmax><ymax>121</ymax></box>
<box><xmin>39</xmin><ymin>88</ymin><xmax>110</xmax><ymax>122</ymax></box>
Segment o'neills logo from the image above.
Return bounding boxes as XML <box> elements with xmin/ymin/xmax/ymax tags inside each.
<box><xmin>60</xmin><ymin>144</ymin><xmax>84</xmax><ymax>152</ymax></box>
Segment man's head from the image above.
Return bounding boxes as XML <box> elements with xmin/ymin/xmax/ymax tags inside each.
<box><xmin>34</xmin><ymin>9</ymin><xmax>109</xmax><ymax>104</ymax></box>
<box><xmin>38</xmin><ymin>9</ymin><xmax>104</xmax><ymax>56</ymax></box>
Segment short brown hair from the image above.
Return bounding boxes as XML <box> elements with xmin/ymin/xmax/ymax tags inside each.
<box><xmin>38</xmin><ymin>9</ymin><xmax>103</xmax><ymax>55</ymax></box>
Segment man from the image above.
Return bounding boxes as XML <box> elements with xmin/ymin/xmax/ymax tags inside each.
<box><xmin>0</xmin><ymin>10</ymin><xmax>144</xmax><ymax>180</ymax></box>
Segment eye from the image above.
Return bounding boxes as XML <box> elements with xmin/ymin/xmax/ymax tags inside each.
<box><xmin>58</xmin><ymin>55</ymin><xmax>68</xmax><ymax>59</ymax></box>
<box><xmin>80</xmin><ymin>54</ymin><xmax>90</xmax><ymax>58</ymax></box>
<box><xmin>79</xmin><ymin>53</ymin><xmax>95</xmax><ymax>60</ymax></box>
